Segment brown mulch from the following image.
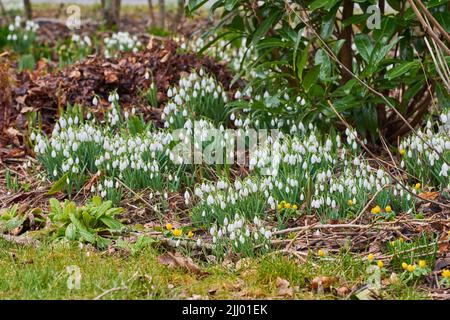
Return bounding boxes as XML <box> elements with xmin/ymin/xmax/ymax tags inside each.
<box><xmin>0</xmin><ymin>39</ymin><xmax>237</xmax><ymax>160</ymax></box>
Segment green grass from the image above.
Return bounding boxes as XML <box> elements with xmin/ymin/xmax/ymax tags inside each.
<box><xmin>0</xmin><ymin>239</ymin><xmax>428</xmax><ymax>300</ymax></box>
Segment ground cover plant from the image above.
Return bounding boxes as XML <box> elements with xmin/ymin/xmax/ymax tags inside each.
<box><xmin>0</xmin><ymin>0</ymin><xmax>449</xmax><ymax>301</ymax></box>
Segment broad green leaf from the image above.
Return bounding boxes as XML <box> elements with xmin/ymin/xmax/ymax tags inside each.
<box><xmin>49</xmin><ymin>198</ymin><xmax>62</xmax><ymax>216</ymax></box>
<box><xmin>354</xmin><ymin>34</ymin><xmax>373</xmax><ymax>63</ymax></box>
<box><xmin>69</xmin><ymin>212</ymin><xmax>96</xmax><ymax>244</ymax></box>
<box><xmin>224</xmin><ymin>0</ymin><xmax>239</xmax><ymax>11</ymax></box>
<box><xmin>65</xmin><ymin>223</ymin><xmax>77</xmax><ymax>240</ymax></box>
<box><xmin>309</xmin><ymin>0</ymin><xmax>339</xmax><ymax>11</ymax></box>
<box><xmin>302</xmin><ymin>65</ymin><xmax>321</xmax><ymax>92</ymax></box>
<box><xmin>255</xmin><ymin>38</ymin><xmax>288</xmax><ymax>50</ymax></box>
<box><xmin>296</xmin><ymin>44</ymin><xmax>310</xmax><ymax>80</ymax></box>
<box><xmin>250</xmin><ymin>9</ymin><xmax>283</xmax><ymax>47</ymax></box>
<box><xmin>187</xmin><ymin>0</ymin><xmax>208</xmax><ymax>13</ymax></box>
<box><xmin>386</xmin><ymin>61</ymin><xmax>419</xmax><ymax>79</ymax></box>
<box><xmin>100</xmin><ymin>216</ymin><xmax>125</xmax><ymax>231</ymax></box>
<box><xmin>315</xmin><ymin>49</ymin><xmax>331</xmax><ymax>81</ymax></box>
<box><xmin>47</xmin><ymin>173</ymin><xmax>69</xmax><ymax>195</ymax></box>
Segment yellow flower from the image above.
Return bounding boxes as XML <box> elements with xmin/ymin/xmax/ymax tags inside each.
<box><xmin>318</xmin><ymin>249</ymin><xmax>325</xmax><ymax>257</ymax></box>
<box><xmin>418</xmin><ymin>260</ymin><xmax>426</xmax><ymax>268</ymax></box>
<box><xmin>284</xmin><ymin>203</ymin><xmax>291</xmax><ymax>209</ymax></box>
<box><xmin>371</xmin><ymin>205</ymin><xmax>381</xmax><ymax>214</ymax></box>
<box><xmin>402</xmin><ymin>262</ymin><xmax>408</xmax><ymax>270</ymax></box>
<box><xmin>367</xmin><ymin>254</ymin><xmax>374</xmax><ymax>262</ymax></box>
<box><xmin>166</xmin><ymin>223</ymin><xmax>173</xmax><ymax>231</ymax></box>
<box><xmin>347</xmin><ymin>199</ymin><xmax>353</xmax><ymax>206</ymax></box>
<box><xmin>277</xmin><ymin>204</ymin><xmax>282</xmax><ymax>210</ymax></box>
<box><xmin>377</xmin><ymin>260</ymin><xmax>384</xmax><ymax>268</ymax></box>
<box><xmin>187</xmin><ymin>231</ymin><xmax>194</xmax><ymax>238</ymax></box>
<box><xmin>399</xmin><ymin>237</ymin><xmax>404</xmax><ymax>243</ymax></box>
<box><xmin>385</xmin><ymin>205</ymin><xmax>392</xmax><ymax>213</ymax></box>
<box><xmin>172</xmin><ymin>229</ymin><xmax>182</xmax><ymax>237</ymax></box>
<box><xmin>407</xmin><ymin>265</ymin><xmax>415</xmax><ymax>273</ymax></box>
<box><xmin>442</xmin><ymin>269</ymin><xmax>450</xmax><ymax>278</ymax></box>
<box><xmin>415</xmin><ymin>183</ymin><xmax>421</xmax><ymax>190</ymax></box>
<box><xmin>390</xmin><ymin>241</ymin><xmax>395</xmax><ymax>247</ymax></box>
<box><xmin>399</xmin><ymin>148</ymin><xmax>406</xmax><ymax>156</ymax></box>
<box><xmin>293</xmin><ymin>204</ymin><xmax>298</xmax><ymax>210</ymax></box>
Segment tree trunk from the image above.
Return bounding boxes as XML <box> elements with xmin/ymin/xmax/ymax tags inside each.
<box><xmin>0</xmin><ymin>0</ymin><xmax>7</xmax><ymax>19</ymax></box>
<box><xmin>113</xmin><ymin>0</ymin><xmax>121</xmax><ymax>25</ymax></box>
<box><xmin>172</xmin><ymin>0</ymin><xmax>184</xmax><ymax>30</ymax></box>
<box><xmin>23</xmin><ymin>0</ymin><xmax>32</xmax><ymax>20</ymax></box>
<box><xmin>147</xmin><ymin>0</ymin><xmax>155</xmax><ymax>27</ymax></box>
<box><xmin>339</xmin><ymin>0</ymin><xmax>354</xmax><ymax>84</ymax></box>
<box><xmin>103</xmin><ymin>0</ymin><xmax>121</xmax><ymax>28</ymax></box>
<box><xmin>158</xmin><ymin>0</ymin><xmax>165</xmax><ymax>29</ymax></box>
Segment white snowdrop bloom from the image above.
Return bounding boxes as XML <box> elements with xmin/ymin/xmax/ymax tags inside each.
<box><xmin>441</xmin><ymin>163</ymin><xmax>449</xmax><ymax>177</ymax></box>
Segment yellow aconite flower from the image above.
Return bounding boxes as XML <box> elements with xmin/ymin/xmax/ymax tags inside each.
<box><xmin>399</xmin><ymin>149</ymin><xmax>406</xmax><ymax>156</ymax></box>
<box><xmin>318</xmin><ymin>249</ymin><xmax>325</xmax><ymax>257</ymax></box>
<box><xmin>418</xmin><ymin>260</ymin><xmax>426</xmax><ymax>268</ymax></box>
<box><xmin>407</xmin><ymin>265</ymin><xmax>415</xmax><ymax>273</ymax></box>
<box><xmin>442</xmin><ymin>269</ymin><xmax>450</xmax><ymax>278</ymax></box>
<box><xmin>347</xmin><ymin>199</ymin><xmax>353</xmax><ymax>206</ymax></box>
<box><xmin>377</xmin><ymin>260</ymin><xmax>384</xmax><ymax>268</ymax></box>
<box><xmin>367</xmin><ymin>254</ymin><xmax>374</xmax><ymax>262</ymax></box>
<box><xmin>277</xmin><ymin>204</ymin><xmax>282</xmax><ymax>210</ymax></box>
<box><xmin>371</xmin><ymin>205</ymin><xmax>381</xmax><ymax>214</ymax></box>
<box><xmin>385</xmin><ymin>205</ymin><xmax>392</xmax><ymax>213</ymax></box>
<box><xmin>399</xmin><ymin>237</ymin><xmax>404</xmax><ymax>243</ymax></box>
<box><xmin>415</xmin><ymin>183</ymin><xmax>421</xmax><ymax>190</ymax></box>
<box><xmin>293</xmin><ymin>204</ymin><xmax>298</xmax><ymax>210</ymax></box>
<box><xmin>166</xmin><ymin>223</ymin><xmax>173</xmax><ymax>231</ymax></box>
<box><xmin>402</xmin><ymin>262</ymin><xmax>408</xmax><ymax>270</ymax></box>
<box><xmin>284</xmin><ymin>203</ymin><xmax>291</xmax><ymax>209</ymax></box>
<box><xmin>187</xmin><ymin>231</ymin><xmax>194</xmax><ymax>238</ymax></box>
<box><xmin>172</xmin><ymin>229</ymin><xmax>182</xmax><ymax>237</ymax></box>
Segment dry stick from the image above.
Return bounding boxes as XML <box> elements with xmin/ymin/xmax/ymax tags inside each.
<box><xmin>413</xmin><ymin>41</ymin><xmax>440</xmax><ymax>113</ymax></box>
<box><xmin>350</xmin><ymin>186</ymin><xmax>386</xmax><ymax>224</ymax></box>
<box><xmin>379</xmin><ymin>239</ymin><xmax>448</xmax><ymax>261</ymax></box>
<box><xmin>284</xmin><ymin>2</ymin><xmax>450</xmax><ymax>169</ymax></box>
<box><xmin>421</xmin><ymin>13</ymin><xmax>450</xmax><ymax>91</ymax></box>
<box><xmin>413</xmin><ymin>0</ymin><xmax>450</xmax><ymax>45</ymax></box>
<box><xmin>285</xmin><ymin>220</ymin><xmax>316</xmax><ymax>250</ymax></box>
<box><xmin>327</xmin><ymin>99</ymin><xmax>450</xmax><ymax>209</ymax></box>
<box><xmin>425</xmin><ymin>37</ymin><xmax>450</xmax><ymax>92</ymax></box>
<box><xmin>114</xmin><ymin>178</ymin><xmax>153</xmax><ymax>208</ymax></box>
<box><xmin>407</xmin><ymin>0</ymin><xmax>450</xmax><ymax>56</ymax></box>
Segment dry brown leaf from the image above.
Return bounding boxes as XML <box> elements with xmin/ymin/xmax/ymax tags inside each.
<box><xmin>104</xmin><ymin>71</ymin><xmax>119</xmax><ymax>83</ymax></box>
<box><xmin>160</xmin><ymin>52</ymin><xmax>170</xmax><ymax>63</ymax></box>
<box><xmin>276</xmin><ymin>277</ymin><xmax>294</xmax><ymax>297</ymax></box>
<box><xmin>157</xmin><ymin>251</ymin><xmax>207</xmax><ymax>276</ymax></box>
<box><xmin>336</xmin><ymin>286</ymin><xmax>350</xmax><ymax>297</ymax></box>
<box><xmin>69</xmin><ymin>70</ymin><xmax>81</xmax><ymax>78</ymax></box>
<box><xmin>418</xmin><ymin>191</ymin><xmax>439</xmax><ymax>200</ymax></box>
<box><xmin>311</xmin><ymin>276</ymin><xmax>337</xmax><ymax>291</ymax></box>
